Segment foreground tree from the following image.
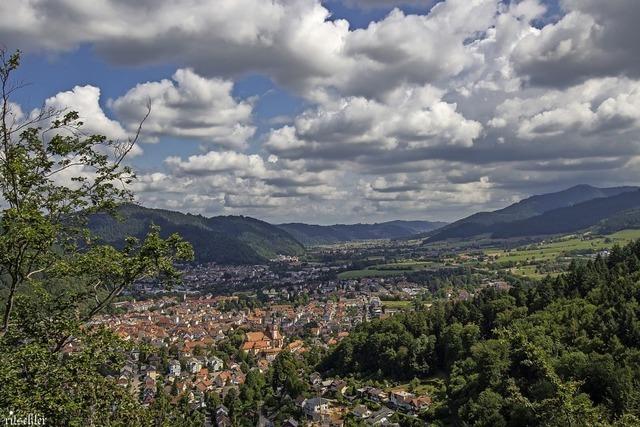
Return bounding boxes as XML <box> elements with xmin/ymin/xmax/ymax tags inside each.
<box><xmin>321</xmin><ymin>238</ymin><xmax>640</xmax><ymax>425</ymax></box>
<box><xmin>0</xmin><ymin>49</ymin><xmax>193</xmax><ymax>425</ymax></box>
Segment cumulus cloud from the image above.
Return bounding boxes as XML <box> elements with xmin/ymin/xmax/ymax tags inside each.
<box><xmin>0</xmin><ymin>0</ymin><xmax>502</xmax><ymax>99</ymax></box>
<box><xmin>356</xmin><ymin>172</ymin><xmax>497</xmax><ymax>220</ymax></box>
<box><xmin>266</xmin><ymin>84</ymin><xmax>482</xmax><ymax>163</ymax></box>
<box><xmin>490</xmin><ymin>77</ymin><xmax>640</xmax><ymax>139</ymax></box>
<box><xmin>27</xmin><ymin>85</ymin><xmax>144</xmax><ymax>157</ymax></box>
<box><xmin>41</xmin><ymin>85</ymin><xmax>129</xmax><ymax>141</ymax></box>
<box><xmin>333</xmin><ymin>1</ymin><xmax>499</xmax><ymax>98</ymax></box>
<box><xmin>109</xmin><ymin>69</ymin><xmax>255</xmax><ymax>149</ymax></box>
<box><xmin>4</xmin><ymin>0</ymin><xmax>640</xmax><ymax>222</ymax></box>
<box><xmin>141</xmin><ymin>148</ymin><xmax>344</xmax><ymax>219</ymax></box>
<box><xmin>0</xmin><ymin>0</ymin><xmax>347</xmax><ymax>96</ymax></box>
<box><xmin>1</xmin><ymin>101</ymin><xmax>25</xmax><ymax>131</ymax></box>
<box><xmin>511</xmin><ymin>0</ymin><xmax>640</xmax><ymax>87</ymax></box>
<box><xmin>165</xmin><ymin>151</ymin><xmax>267</xmax><ymax>177</ymax></box>
<box><xmin>338</xmin><ymin>0</ymin><xmax>433</xmax><ymax>10</ymax></box>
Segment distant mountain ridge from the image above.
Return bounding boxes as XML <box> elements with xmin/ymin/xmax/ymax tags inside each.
<box><xmin>88</xmin><ymin>204</ymin><xmax>304</xmax><ymax>264</ymax></box>
<box><xmin>492</xmin><ymin>190</ymin><xmax>640</xmax><ymax>238</ymax></box>
<box><xmin>425</xmin><ymin>185</ymin><xmax>640</xmax><ymax>242</ymax></box>
<box><xmin>277</xmin><ymin>220</ymin><xmax>446</xmax><ymax>246</ymax></box>
<box><xmin>86</xmin><ymin>184</ymin><xmax>640</xmax><ymax>262</ymax></box>
<box><xmin>594</xmin><ymin>208</ymin><xmax>640</xmax><ymax>235</ymax></box>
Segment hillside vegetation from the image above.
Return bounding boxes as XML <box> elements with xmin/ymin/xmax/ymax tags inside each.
<box><xmin>595</xmin><ymin>208</ymin><xmax>640</xmax><ymax>235</ymax></box>
<box><xmin>278</xmin><ymin>220</ymin><xmax>446</xmax><ymax>246</ymax></box>
<box><xmin>426</xmin><ymin>185</ymin><xmax>640</xmax><ymax>242</ymax></box>
<box><xmin>492</xmin><ymin>190</ymin><xmax>640</xmax><ymax>238</ymax></box>
<box><xmin>89</xmin><ymin>204</ymin><xmax>304</xmax><ymax>264</ymax></box>
<box><xmin>321</xmin><ymin>239</ymin><xmax>640</xmax><ymax>425</ymax></box>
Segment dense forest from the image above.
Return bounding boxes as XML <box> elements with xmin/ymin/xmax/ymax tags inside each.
<box><xmin>88</xmin><ymin>204</ymin><xmax>305</xmax><ymax>264</ymax></box>
<box><xmin>277</xmin><ymin>220</ymin><xmax>446</xmax><ymax>246</ymax></box>
<box><xmin>320</xmin><ymin>240</ymin><xmax>640</xmax><ymax>426</ymax></box>
<box><xmin>596</xmin><ymin>208</ymin><xmax>640</xmax><ymax>235</ymax></box>
<box><xmin>406</xmin><ymin>267</ymin><xmax>484</xmax><ymax>293</ymax></box>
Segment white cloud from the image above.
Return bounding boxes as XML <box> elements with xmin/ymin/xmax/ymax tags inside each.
<box><xmin>511</xmin><ymin>0</ymin><xmax>640</xmax><ymax>86</ymax></box>
<box><xmin>109</xmin><ymin>68</ymin><xmax>255</xmax><ymax>149</ymax></box>
<box><xmin>41</xmin><ymin>85</ymin><xmax>129</xmax><ymax>141</ymax></box>
<box><xmin>4</xmin><ymin>0</ymin><xmax>640</xmax><ymax>222</ymax></box>
<box><xmin>28</xmin><ymin>85</ymin><xmax>144</xmax><ymax>157</ymax></box>
<box><xmin>339</xmin><ymin>0</ymin><xmax>433</xmax><ymax>10</ymax></box>
<box><xmin>147</xmin><ymin>148</ymin><xmax>344</xmax><ymax>218</ymax></box>
<box><xmin>0</xmin><ymin>0</ymin><xmax>502</xmax><ymax>99</ymax></box>
<box><xmin>266</xmin><ymin>84</ymin><xmax>482</xmax><ymax>163</ymax></box>
<box><xmin>490</xmin><ymin>77</ymin><xmax>640</xmax><ymax>139</ymax></box>
<box><xmin>165</xmin><ymin>151</ymin><xmax>267</xmax><ymax>177</ymax></box>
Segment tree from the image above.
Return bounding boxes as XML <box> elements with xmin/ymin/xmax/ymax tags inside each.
<box><xmin>269</xmin><ymin>351</ymin><xmax>307</xmax><ymax>398</ymax></box>
<box><xmin>224</xmin><ymin>388</ymin><xmax>240</xmax><ymax>421</ymax></box>
<box><xmin>0</xmin><ymin>49</ymin><xmax>193</xmax><ymax>424</ymax></box>
<box><xmin>320</xmin><ymin>237</ymin><xmax>640</xmax><ymax>425</ymax></box>
<box><xmin>408</xmin><ymin>377</ymin><xmax>420</xmax><ymax>393</ymax></box>
<box><xmin>464</xmin><ymin>389</ymin><xmax>506</xmax><ymax>427</ymax></box>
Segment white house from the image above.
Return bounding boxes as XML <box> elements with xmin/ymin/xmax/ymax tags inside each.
<box><xmin>352</xmin><ymin>404</ymin><xmax>372</xmax><ymax>419</ymax></box>
<box><xmin>168</xmin><ymin>360</ymin><xmax>181</xmax><ymax>376</ymax></box>
<box><xmin>302</xmin><ymin>397</ymin><xmax>330</xmax><ymax>419</ymax></box>
<box><xmin>208</xmin><ymin>356</ymin><xmax>224</xmax><ymax>372</ymax></box>
<box><xmin>186</xmin><ymin>358</ymin><xmax>202</xmax><ymax>374</ymax></box>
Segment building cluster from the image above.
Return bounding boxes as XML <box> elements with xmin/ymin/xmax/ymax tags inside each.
<box><xmin>288</xmin><ymin>379</ymin><xmax>433</xmax><ymax>426</ymax></box>
<box><xmin>92</xmin><ymin>293</ymin><xmax>381</xmax><ymax>410</ymax></box>
<box><xmin>129</xmin><ymin>262</ymin><xmax>344</xmax><ymax>296</ymax></box>
<box><xmin>91</xmin><ymin>258</ymin><xmax>503</xmax><ymax>425</ymax></box>
<box><xmin>126</xmin><ymin>261</ymin><xmax>440</xmax><ymax>304</ymax></box>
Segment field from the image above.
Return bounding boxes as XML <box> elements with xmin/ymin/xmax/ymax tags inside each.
<box><xmin>507</xmin><ymin>265</ymin><xmax>556</xmax><ymax>279</ymax></box>
<box><xmin>486</xmin><ymin>229</ymin><xmax>640</xmax><ymax>278</ymax></box>
<box><xmin>337</xmin><ymin>269</ymin><xmax>413</xmax><ymax>279</ymax></box>
<box><xmin>337</xmin><ymin>260</ymin><xmax>439</xmax><ymax>279</ymax></box>
<box><xmin>389</xmin><ymin>373</ymin><xmax>446</xmax><ymax>396</ymax></box>
<box><xmin>374</xmin><ymin>261</ymin><xmax>438</xmax><ymax>270</ymax></box>
<box><xmin>381</xmin><ymin>300</ymin><xmax>412</xmax><ymax>309</ymax></box>
<box><xmin>336</xmin><ymin>229</ymin><xmax>640</xmax><ymax>280</ymax></box>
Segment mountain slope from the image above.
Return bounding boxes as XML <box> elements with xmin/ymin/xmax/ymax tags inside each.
<box><xmin>426</xmin><ymin>185</ymin><xmax>639</xmax><ymax>242</ymax></box>
<box><xmin>491</xmin><ymin>190</ymin><xmax>640</xmax><ymax>238</ymax></box>
<box><xmin>88</xmin><ymin>204</ymin><xmax>304</xmax><ymax>264</ymax></box>
<box><xmin>277</xmin><ymin>220</ymin><xmax>446</xmax><ymax>246</ymax></box>
<box><xmin>593</xmin><ymin>208</ymin><xmax>640</xmax><ymax>235</ymax></box>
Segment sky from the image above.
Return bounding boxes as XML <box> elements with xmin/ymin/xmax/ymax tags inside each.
<box><xmin>1</xmin><ymin>0</ymin><xmax>640</xmax><ymax>224</ymax></box>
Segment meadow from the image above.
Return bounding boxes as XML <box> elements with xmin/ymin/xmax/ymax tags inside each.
<box><xmin>485</xmin><ymin>229</ymin><xmax>640</xmax><ymax>278</ymax></box>
<box><xmin>486</xmin><ymin>229</ymin><xmax>640</xmax><ymax>265</ymax></box>
<box><xmin>337</xmin><ymin>260</ymin><xmax>439</xmax><ymax>279</ymax></box>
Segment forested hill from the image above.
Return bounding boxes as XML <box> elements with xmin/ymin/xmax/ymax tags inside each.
<box><xmin>425</xmin><ymin>185</ymin><xmax>640</xmax><ymax>242</ymax></box>
<box><xmin>320</xmin><ymin>239</ymin><xmax>640</xmax><ymax>425</ymax></box>
<box><xmin>277</xmin><ymin>220</ymin><xmax>446</xmax><ymax>246</ymax></box>
<box><xmin>491</xmin><ymin>189</ymin><xmax>640</xmax><ymax>238</ymax></box>
<box><xmin>88</xmin><ymin>204</ymin><xmax>304</xmax><ymax>264</ymax></box>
